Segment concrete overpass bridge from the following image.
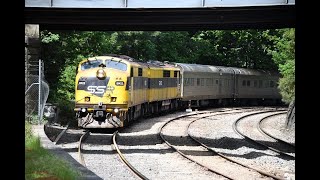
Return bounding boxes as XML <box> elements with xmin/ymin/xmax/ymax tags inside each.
<box><xmin>25</xmin><ymin>0</ymin><xmax>295</xmax><ymax>31</ymax></box>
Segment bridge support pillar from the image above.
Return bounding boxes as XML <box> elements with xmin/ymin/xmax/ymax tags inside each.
<box><xmin>25</xmin><ymin>24</ymin><xmax>40</xmax><ymax>90</ymax></box>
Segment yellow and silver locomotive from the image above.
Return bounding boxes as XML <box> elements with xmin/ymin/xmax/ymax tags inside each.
<box><xmin>74</xmin><ymin>55</ymin><xmax>182</xmax><ymax>128</ymax></box>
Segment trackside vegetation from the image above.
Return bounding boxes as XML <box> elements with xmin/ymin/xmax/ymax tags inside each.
<box><xmin>25</xmin><ymin>122</ymin><xmax>80</xmax><ymax>179</ymax></box>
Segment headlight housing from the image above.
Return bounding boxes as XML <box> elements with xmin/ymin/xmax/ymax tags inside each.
<box><xmin>96</xmin><ymin>69</ymin><xmax>106</xmax><ymax>79</ymax></box>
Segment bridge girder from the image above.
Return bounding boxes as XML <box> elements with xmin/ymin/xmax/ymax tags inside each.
<box><xmin>25</xmin><ymin>5</ymin><xmax>295</xmax><ymax>31</ymax></box>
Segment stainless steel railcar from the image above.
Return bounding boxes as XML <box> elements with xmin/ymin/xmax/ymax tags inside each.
<box><xmin>176</xmin><ymin>63</ymin><xmax>281</xmax><ymax>107</ymax></box>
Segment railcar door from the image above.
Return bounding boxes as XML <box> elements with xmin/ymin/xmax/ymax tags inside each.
<box><xmin>175</xmin><ymin>70</ymin><xmax>181</xmax><ymax>97</ymax></box>
<box><xmin>231</xmin><ymin>69</ymin><xmax>238</xmax><ymax>99</ymax></box>
<box><xmin>129</xmin><ymin>67</ymin><xmax>134</xmax><ymax>106</ymax></box>
<box><xmin>219</xmin><ymin>79</ymin><xmax>222</xmax><ymax>95</ymax></box>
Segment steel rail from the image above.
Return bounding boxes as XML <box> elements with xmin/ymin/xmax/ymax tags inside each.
<box><xmin>188</xmin><ymin>112</ymin><xmax>286</xmax><ymax>180</ymax></box>
<box><xmin>53</xmin><ymin>121</ymin><xmax>70</xmax><ymax>145</ymax></box>
<box><xmin>159</xmin><ymin>108</ymin><xmax>246</xmax><ymax>180</ymax></box>
<box><xmin>112</xmin><ymin>130</ymin><xmax>149</xmax><ymax>180</ymax></box>
<box><xmin>233</xmin><ymin>110</ymin><xmax>294</xmax><ymax>160</ymax></box>
<box><xmin>78</xmin><ymin>130</ymin><xmax>91</xmax><ymax>166</ymax></box>
<box><xmin>257</xmin><ymin>112</ymin><xmax>295</xmax><ymax>152</ymax></box>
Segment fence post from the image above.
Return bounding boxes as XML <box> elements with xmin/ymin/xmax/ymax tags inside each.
<box><xmin>38</xmin><ymin>59</ymin><xmax>42</xmax><ymax>125</ymax></box>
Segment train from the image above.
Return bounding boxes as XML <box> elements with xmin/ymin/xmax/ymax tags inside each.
<box><xmin>74</xmin><ymin>54</ymin><xmax>282</xmax><ymax>128</ymax></box>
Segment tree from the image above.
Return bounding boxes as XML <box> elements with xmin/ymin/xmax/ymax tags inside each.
<box><xmin>268</xmin><ymin>28</ymin><xmax>295</xmax><ymax>129</ymax></box>
<box><xmin>268</xmin><ymin>28</ymin><xmax>295</xmax><ymax>104</ymax></box>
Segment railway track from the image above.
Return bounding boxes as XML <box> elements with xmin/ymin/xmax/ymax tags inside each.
<box><xmin>160</xmin><ymin>108</ymin><xmax>285</xmax><ymax>180</ymax></box>
<box><xmin>46</xmin><ymin>106</ymin><xmax>293</xmax><ymax>179</ymax></box>
<box><xmin>112</xmin><ymin>131</ymin><xmax>149</xmax><ymax>180</ymax></box>
<box><xmin>233</xmin><ymin>110</ymin><xmax>295</xmax><ymax>159</ymax></box>
<box><xmin>53</xmin><ymin>121</ymin><xmax>70</xmax><ymax>145</ymax></box>
<box><xmin>258</xmin><ymin>112</ymin><xmax>295</xmax><ymax>148</ymax></box>
<box><xmin>78</xmin><ymin>130</ymin><xmax>91</xmax><ymax>166</ymax></box>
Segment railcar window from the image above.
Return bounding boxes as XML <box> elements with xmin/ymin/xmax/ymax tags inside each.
<box><xmin>247</xmin><ymin>80</ymin><xmax>250</xmax><ymax>87</ymax></box>
<box><xmin>254</xmin><ymin>80</ymin><xmax>258</xmax><ymax>87</ymax></box>
<box><xmin>259</xmin><ymin>80</ymin><xmax>263</xmax><ymax>88</ymax></box>
<box><xmin>190</xmin><ymin>78</ymin><xmax>194</xmax><ymax>86</ymax></box>
<box><xmin>106</xmin><ymin>60</ymin><xmax>127</xmax><ymax>71</ymax></box>
<box><xmin>206</xmin><ymin>78</ymin><xmax>213</xmax><ymax>86</ymax></box>
<box><xmin>197</xmin><ymin>78</ymin><xmax>200</xmax><ymax>86</ymax></box>
<box><xmin>138</xmin><ymin>68</ymin><xmax>143</xmax><ymax>76</ymax></box>
<box><xmin>216</xmin><ymin>80</ymin><xmax>219</xmax><ymax>85</ymax></box>
<box><xmin>81</xmin><ymin>60</ymin><xmax>103</xmax><ymax>70</ymax></box>
<box><xmin>184</xmin><ymin>78</ymin><xmax>189</xmax><ymax>86</ymax></box>
<box><xmin>200</xmin><ymin>78</ymin><xmax>204</xmax><ymax>86</ymax></box>
<box><xmin>242</xmin><ymin>80</ymin><xmax>246</xmax><ymax>86</ymax></box>
<box><xmin>163</xmin><ymin>70</ymin><xmax>170</xmax><ymax>77</ymax></box>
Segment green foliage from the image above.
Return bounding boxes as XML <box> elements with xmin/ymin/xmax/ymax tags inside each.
<box><xmin>25</xmin><ymin>121</ymin><xmax>80</xmax><ymax>179</ymax></box>
<box><xmin>57</xmin><ymin>65</ymin><xmax>77</xmax><ymax>100</ymax></box>
<box><xmin>25</xmin><ymin>121</ymin><xmax>33</xmax><ymax>142</ymax></box>
<box><xmin>268</xmin><ymin>28</ymin><xmax>295</xmax><ymax>103</ymax></box>
<box><xmin>26</xmin><ymin>114</ymin><xmax>47</xmax><ymax>125</ymax></box>
<box><xmin>193</xmin><ymin>30</ymin><xmax>278</xmax><ymax>69</ymax></box>
<box><xmin>41</xmin><ymin>30</ymin><xmax>60</xmax><ymax>44</ymax></box>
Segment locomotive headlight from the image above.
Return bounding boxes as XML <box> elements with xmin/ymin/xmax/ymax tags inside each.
<box><xmin>81</xmin><ymin>108</ymin><xmax>87</xmax><ymax>113</ymax></box>
<box><xmin>111</xmin><ymin>97</ymin><xmax>117</xmax><ymax>102</ymax></box>
<box><xmin>96</xmin><ymin>69</ymin><xmax>106</xmax><ymax>79</ymax></box>
<box><xmin>113</xmin><ymin>108</ymin><xmax>119</xmax><ymax>113</ymax></box>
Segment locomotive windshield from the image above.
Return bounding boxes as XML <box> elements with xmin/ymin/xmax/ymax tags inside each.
<box><xmin>105</xmin><ymin>60</ymin><xmax>127</xmax><ymax>71</ymax></box>
<box><xmin>81</xmin><ymin>60</ymin><xmax>103</xmax><ymax>70</ymax></box>
<box><xmin>80</xmin><ymin>59</ymin><xmax>127</xmax><ymax>71</ymax></box>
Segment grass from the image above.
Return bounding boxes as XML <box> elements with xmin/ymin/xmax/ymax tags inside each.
<box><xmin>25</xmin><ymin>122</ymin><xmax>81</xmax><ymax>180</ymax></box>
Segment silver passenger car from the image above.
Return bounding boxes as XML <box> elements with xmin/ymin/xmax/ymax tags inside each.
<box><xmin>176</xmin><ymin>63</ymin><xmax>281</xmax><ymax>107</ymax></box>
